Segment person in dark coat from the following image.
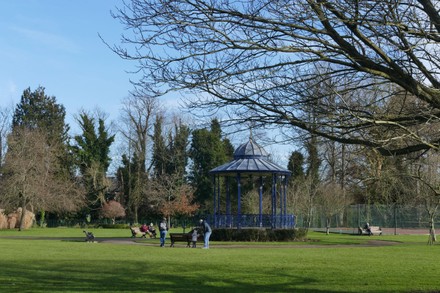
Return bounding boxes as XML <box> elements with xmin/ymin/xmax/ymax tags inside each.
<box><xmin>199</xmin><ymin>219</ymin><xmax>212</xmax><ymax>249</ymax></box>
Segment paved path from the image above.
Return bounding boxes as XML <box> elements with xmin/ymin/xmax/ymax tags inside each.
<box><xmin>97</xmin><ymin>238</ymin><xmax>400</xmax><ymax>248</ymax></box>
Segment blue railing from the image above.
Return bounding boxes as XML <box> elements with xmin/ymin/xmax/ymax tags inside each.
<box><xmin>210</xmin><ymin>214</ymin><xmax>295</xmax><ymax>229</ymax></box>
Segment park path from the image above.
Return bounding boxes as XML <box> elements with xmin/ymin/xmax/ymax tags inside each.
<box><xmin>96</xmin><ymin>237</ymin><xmax>400</xmax><ymax>248</ymax></box>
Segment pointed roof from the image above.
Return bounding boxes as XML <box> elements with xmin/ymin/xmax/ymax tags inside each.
<box><xmin>210</xmin><ymin>138</ymin><xmax>291</xmax><ymax>175</ymax></box>
<box><xmin>233</xmin><ymin>137</ymin><xmax>269</xmax><ymax>159</ymax></box>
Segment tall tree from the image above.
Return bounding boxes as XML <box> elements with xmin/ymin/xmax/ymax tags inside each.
<box><xmin>119</xmin><ymin>93</ymin><xmax>160</xmax><ymax>173</ymax></box>
<box><xmin>166</xmin><ymin>117</ymin><xmax>190</xmax><ymax>176</ymax></box>
<box><xmin>118</xmin><ymin>94</ymin><xmax>160</xmax><ymax>223</ymax></box>
<box><xmin>111</xmin><ymin>0</ymin><xmax>440</xmax><ymax>156</ymax></box>
<box><xmin>13</xmin><ymin>86</ymin><xmax>69</xmax><ymax>147</ymax></box>
<box><xmin>116</xmin><ymin>153</ymin><xmax>144</xmax><ymax>223</ymax></box>
<box><xmin>4</xmin><ymin>87</ymin><xmax>79</xmax><ymax>225</ymax></box>
<box><xmin>149</xmin><ymin>115</ymin><xmax>193</xmax><ymax>221</ymax></box>
<box><xmin>189</xmin><ymin>119</ymin><xmax>233</xmax><ymax>208</ymax></box>
<box><xmin>12</xmin><ymin>87</ymin><xmax>72</xmax><ymax>174</ymax></box>
<box><xmin>73</xmin><ymin>112</ymin><xmax>115</xmax><ymax>219</ymax></box>
<box><xmin>151</xmin><ymin>114</ymin><xmax>167</xmax><ymax>177</ymax></box>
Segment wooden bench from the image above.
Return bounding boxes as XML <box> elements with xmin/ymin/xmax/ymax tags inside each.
<box><xmin>130</xmin><ymin>227</ymin><xmax>147</xmax><ymax>238</ymax></box>
<box><xmin>358</xmin><ymin>226</ymin><xmax>382</xmax><ymax>236</ymax></box>
<box><xmin>169</xmin><ymin>232</ymin><xmax>203</xmax><ymax>247</ymax></box>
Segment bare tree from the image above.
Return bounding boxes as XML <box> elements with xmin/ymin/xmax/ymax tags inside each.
<box><xmin>110</xmin><ymin>0</ymin><xmax>440</xmax><ymax>155</ymax></box>
<box><xmin>118</xmin><ymin>94</ymin><xmax>161</xmax><ymax>223</ymax></box>
<box><xmin>120</xmin><ymin>94</ymin><xmax>160</xmax><ymax>171</ymax></box>
<box><xmin>0</xmin><ymin>128</ymin><xmax>85</xmax><ymax>230</ymax></box>
<box><xmin>412</xmin><ymin>151</ymin><xmax>440</xmax><ymax>245</ymax></box>
<box><xmin>149</xmin><ymin>173</ymin><xmax>199</xmax><ymax>224</ymax></box>
<box><xmin>289</xmin><ymin>176</ymin><xmax>320</xmax><ymax>229</ymax></box>
<box><xmin>316</xmin><ymin>182</ymin><xmax>351</xmax><ymax>235</ymax></box>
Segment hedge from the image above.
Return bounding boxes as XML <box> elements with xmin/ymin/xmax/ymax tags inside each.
<box><xmin>210</xmin><ymin>228</ymin><xmax>307</xmax><ymax>242</ymax></box>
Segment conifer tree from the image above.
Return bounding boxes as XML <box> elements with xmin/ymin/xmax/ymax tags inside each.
<box><xmin>189</xmin><ymin>119</ymin><xmax>233</xmax><ymax>208</ymax></box>
<box><xmin>73</xmin><ymin>112</ymin><xmax>115</xmax><ymax>219</ymax></box>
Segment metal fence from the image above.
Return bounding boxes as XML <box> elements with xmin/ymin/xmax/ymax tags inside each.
<box><xmin>40</xmin><ymin>204</ymin><xmax>436</xmax><ymax>232</ymax></box>
<box><xmin>295</xmin><ymin>204</ymin><xmax>435</xmax><ymax>230</ymax></box>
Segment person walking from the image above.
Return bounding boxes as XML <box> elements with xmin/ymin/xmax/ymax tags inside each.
<box><xmin>199</xmin><ymin>219</ymin><xmax>212</xmax><ymax>249</ymax></box>
<box><xmin>159</xmin><ymin>217</ymin><xmax>168</xmax><ymax>247</ymax></box>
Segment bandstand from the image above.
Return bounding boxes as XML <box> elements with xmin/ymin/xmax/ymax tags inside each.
<box><xmin>209</xmin><ymin>137</ymin><xmax>293</xmax><ymax>229</ymax></box>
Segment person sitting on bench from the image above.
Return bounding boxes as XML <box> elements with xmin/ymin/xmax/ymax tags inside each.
<box><xmin>140</xmin><ymin>223</ymin><xmax>148</xmax><ymax>235</ymax></box>
<box><xmin>364</xmin><ymin>222</ymin><xmax>372</xmax><ymax>235</ymax></box>
<box><xmin>148</xmin><ymin>223</ymin><xmax>157</xmax><ymax>238</ymax></box>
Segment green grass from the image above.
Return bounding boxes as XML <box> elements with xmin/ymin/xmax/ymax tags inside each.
<box><xmin>0</xmin><ymin>228</ymin><xmax>439</xmax><ymax>292</ymax></box>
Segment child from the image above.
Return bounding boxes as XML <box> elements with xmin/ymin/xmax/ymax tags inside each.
<box><xmin>191</xmin><ymin>228</ymin><xmax>199</xmax><ymax>248</ymax></box>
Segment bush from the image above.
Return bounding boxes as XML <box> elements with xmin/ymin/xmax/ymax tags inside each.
<box><xmin>211</xmin><ymin>228</ymin><xmax>307</xmax><ymax>242</ymax></box>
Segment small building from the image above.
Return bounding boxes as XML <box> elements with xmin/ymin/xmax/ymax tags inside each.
<box><xmin>209</xmin><ymin>137</ymin><xmax>293</xmax><ymax>229</ymax></box>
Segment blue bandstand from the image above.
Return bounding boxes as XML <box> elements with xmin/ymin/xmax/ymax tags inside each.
<box><xmin>209</xmin><ymin>137</ymin><xmax>294</xmax><ymax>229</ymax></box>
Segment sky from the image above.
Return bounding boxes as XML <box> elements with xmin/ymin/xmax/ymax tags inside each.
<box><xmin>0</xmin><ymin>1</ymin><xmax>293</xmax><ymax>167</ymax></box>
<box><xmin>0</xmin><ymin>1</ymin><xmax>136</xmax><ymax>131</ymax></box>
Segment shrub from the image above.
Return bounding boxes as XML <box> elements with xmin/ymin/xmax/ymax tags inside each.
<box><xmin>211</xmin><ymin>228</ymin><xmax>307</xmax><ymax>242</ymax></box>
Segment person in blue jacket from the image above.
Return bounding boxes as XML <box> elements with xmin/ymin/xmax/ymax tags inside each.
<box><xmin>199</xmin><ymin>219</ymin><xmax>212</xmax><ymax>249</ymax></box>
<box><xmin>159</xmin><ymin>217</ymin><xmax>168</xmax><ymax>247</ymax></box>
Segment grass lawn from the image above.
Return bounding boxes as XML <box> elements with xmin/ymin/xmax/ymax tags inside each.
<box><xmin>0</xmin><ymin>228</ymin><xmax>439</xmax><ymax>292</ymax></box>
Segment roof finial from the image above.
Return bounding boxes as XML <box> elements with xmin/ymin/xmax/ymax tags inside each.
<box><xmin>249</xmin><ymin>128</ymin><xmax>253</xmax><ymax>141</ymax></box>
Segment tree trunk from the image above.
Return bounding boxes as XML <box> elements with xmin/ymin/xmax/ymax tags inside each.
<box><xmin>326</xmin><ymin>218</ymin><xmax>330</xmax><ymax>235</ymax></box>
<box><xmin>133</xmin><ymin>204</ymin><xmax>139</xmax><ymax>224</ymax></box>
<box><xmin>428</xmin><ymin>218</ymin><xmax>436</xmax><ymax>245</ymax></box>
<box><xmin>19</xmin><ymin>207</ymin><xmax>26</xmax><ymax>231</ymax></box>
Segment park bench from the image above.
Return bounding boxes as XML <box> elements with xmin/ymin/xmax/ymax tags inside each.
<box><xmin>169</xmin><ymin>232</ymin><xmax>203</xmax><ymax>247</ymax></box>
<box><xmin>358</xmin><ymin>226</ymin><xmax>382</xmax><ymax>236</ymax></box>
<box><xmin>130</xmin><ymin>227</ymin><xmax>147</xmax><ymax>238</ymax></box>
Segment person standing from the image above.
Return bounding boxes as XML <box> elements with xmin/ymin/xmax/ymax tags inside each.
<box><xmin>191</xmin><ymin>228</ymin><xmax>199</xmax><ymax>248</ymax></box>
<box><xmin>199</xmin><ymin>219</ymin><xmax>212</xmax><ymax>249</ymax></box>
<box><xmin>159</xmin><ymin>217</ymin><xmax>168</xmax><ymax>247</ymax></box>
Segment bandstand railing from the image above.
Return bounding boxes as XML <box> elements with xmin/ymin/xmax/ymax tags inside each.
<box><xmin>208</xmin><ymin>214</ymin><xmax>295</xmax><ymax>229</ymax></box>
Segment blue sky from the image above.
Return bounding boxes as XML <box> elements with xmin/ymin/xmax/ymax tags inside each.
<box><xmin>0</xmin><ymin>1</ymin><xmax>135</xmax><ymax>132</ymax></box>
<box><xmin>0</xmin><ymin>1</ymin><xmax>293</xmax><ymax>167</ymax></box>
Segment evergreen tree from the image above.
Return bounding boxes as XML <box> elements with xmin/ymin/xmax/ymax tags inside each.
<box><xmin>189</xmin><ymin>119</ymin><xmax>233</xmax><ymax>208</ymax></box>
<box><xmin>13</xmin><ymin>86</ymin><xmax>69</xmax><ymax>147</ymax></box>
<box><xmin>306</xmin><ymin>135</ymin><xmax>320</xmax><ymax>187</ymax></box>
<box><xmin>73</xmin><ymin>112</ymin><xmax>115</xmax><ymax>219</ymax></box>
<box><xmin>166</xmin><ymin>119</ymin><xmax>190</xmax><ymax>176</ymax></box>
<box><xmin>116</xmin><ymin>153</ymin><xmax>144</xmax><ymax>222</ymax></box>
<box><xmin>287</xmin><ymin>151</ymin><xmax>305</xmax><ymax>181</ymax></box>
<box><xmin>152</xmin><ymin>115</ymin><xmax>167</xmax><ymax>177</ymax></box>
<box><xmin>149</xmin><ymin>116</ymin><xmax>194</xmax><ymax>220</ymax></box>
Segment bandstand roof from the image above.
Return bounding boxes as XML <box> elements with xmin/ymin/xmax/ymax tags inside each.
<box><xmin>209</xmin><ymin>138</ymin><xmax>291</xmax><ymax>176</ymax></box>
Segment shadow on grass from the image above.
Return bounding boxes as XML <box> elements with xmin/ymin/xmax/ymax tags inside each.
<box><xmin>0</xmin><ymin>259</ymin><xmax>358</xmax><ymax>293</ymax></box>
